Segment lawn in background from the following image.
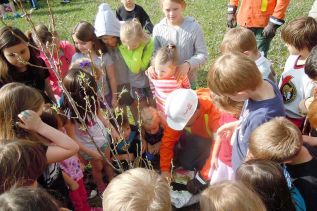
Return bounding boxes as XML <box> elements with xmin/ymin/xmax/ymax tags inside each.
<box><xmin>1</xmin><ymin>0</ymin><xmax>313</xmax><ymax>87</ymax></box>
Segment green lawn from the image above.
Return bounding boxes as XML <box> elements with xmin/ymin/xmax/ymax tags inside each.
<box><xmin>1</xmin><ymin>0</ymin><xmax>314</xmax><ymax>87</ymax></box>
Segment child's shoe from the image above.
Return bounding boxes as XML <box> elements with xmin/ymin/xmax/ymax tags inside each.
<box><xmin>13</xmin><ymin>13</ymin><xmax>21</xmax><ymax>18</ymax></box>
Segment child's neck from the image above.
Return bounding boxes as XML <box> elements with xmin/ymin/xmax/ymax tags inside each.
<box><xmin>167</xmin><ymin>17</ymin><xmax>184</xmax><ymax>27</ymax></box>
<box><xmin>288</xmin><ymin>146</ymin><xmax>312</xmax><ymax>165</ymax></box>
<box><xmin>124</xmin><ymin>4</ymin><xmax>135</xmax><ymax>11</ymax></box>
<box><xmin>249</xmin><ymin>51</ymin><xmax>261</xmax><ymax>61</ymax></box>
<box><xmin>86</xmin><ymin>51</ymin><xmax>98</xmax><ymax>58</ymax></box>
<box><xmin>248</xmin><ymin>80</ymin><xmax>275</xmax><ymax>101</ymax></box>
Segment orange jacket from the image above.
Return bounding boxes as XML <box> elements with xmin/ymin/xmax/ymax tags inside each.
<box><xmin>160</xmin><ymin>88</ymin><xmax>220</xmax><ymax>179</ymax></box>
<box><xmin>229</xmin><ymin>0</ymin><xmax>290</xmax><ymax>28</ymax></box>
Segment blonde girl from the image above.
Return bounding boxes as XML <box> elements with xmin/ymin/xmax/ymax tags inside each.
<box><xmin>72</xmin><ymin>21</ymin><xmax>118</xmax><ymax>108</ymax></box>
<box><xmin>119</xmin><ymin>19</ymin><xmax>155</xmax><ymax>119</ymax></box>
<box><xmin>153</xmin><ymin>0</ymin><xmax>208</xmax><ymax>88</ymax></box>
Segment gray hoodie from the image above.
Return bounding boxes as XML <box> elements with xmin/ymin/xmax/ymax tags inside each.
<box><xmin>94</xmin><ymin>3</ymin><xmax>129</xmax><ymax>86</ymax></box>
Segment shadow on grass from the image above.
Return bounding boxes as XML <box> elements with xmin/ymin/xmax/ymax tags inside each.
<box><xmin>31</xmin><ymin>7</ymin><xmax>83</xmax><ymax>16</ymax></box>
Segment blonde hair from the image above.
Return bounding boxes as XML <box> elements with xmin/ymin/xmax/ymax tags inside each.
<box><xmin>160</xmin><ymin>0</ymin><xmax>186</xmax><ymax>7</ymax></box>
<box><xmin>120</xmin><ymin>19</ymin><xmax>150</xmax><ymax>45</ymax></box>
<box><xmin>141</xmin><ymin>107</ymin><xmax>160</xmax><ymax>126</ymax></box>
<box><xmin>152</xmin><ymin>44</ymin><xmax>178</xmax><ymax>67</ymax></box>
<box><xmin>210</xmin><ymin>93</ymin><xmax>243</xmax><ymax>117</ymax></box>
<box><xmin>308</xmin><ymin>99</ymin><xmax>317</xmax><ymax>128</ymax></box>
<box><xmin>221</xmin><ymin>28</ymin><xmax>258</xmax><ymax>54</ymax></box>
<box><xmin>200</xmin><ymin>180</ymin><xmax>266</xmax><ymax>211</ymax></box>
<box><xmin>208</xmin><ymin>53</ymin><xmax>262</xmax><ymax>95</ymax></box>
<box><xmin>102</xmin><ymin>168</ymin><xmax>171</xmax><ymax>211</ymax></box>
<box><xmin>248</xmin><ymin>117</ymin><xmax>302</xmax><ymax>162</ymax></box>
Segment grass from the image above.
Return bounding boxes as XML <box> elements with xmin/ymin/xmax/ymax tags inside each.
<box><xmin>1</xmin><ymin>0</ymin><xmax>313</xmax><ymax>87</ymax></box>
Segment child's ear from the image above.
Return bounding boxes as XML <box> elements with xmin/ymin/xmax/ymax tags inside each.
<box><xmin>243</xmin><ymin>50</ymin><xmax>251</xmax><ymax>56</ymax></box>
<box><xmin>245</xmin><ymin>149</ymin><xmax>254</xmax><ymax>161</ymax></box>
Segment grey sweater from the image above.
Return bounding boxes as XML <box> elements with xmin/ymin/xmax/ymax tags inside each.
<box><xmin>153</xmin><ymin>17</ymin><xmax>208</xmax><ymax>82</ymax></box>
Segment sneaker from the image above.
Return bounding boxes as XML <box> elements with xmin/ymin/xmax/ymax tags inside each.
<box><xmin>60</xmin><ymin>0</ymin><xmax>70</xmax><ymax>4</ymax></box>
<box><xmin>88</xmin><ymin>190</ymin><xmax>97</xmax><ymax>199</ymax></box>
<box><xmin>2</xmin><ymin>15</ymin><xmax>9</xmax><ymax>20</ymax></box>
<box><xmin>13</xmin><ymin>13</ymin><xmax>21</xmax><ymax>18</ymax></box>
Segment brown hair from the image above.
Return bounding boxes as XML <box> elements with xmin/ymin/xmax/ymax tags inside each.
<box><xmin>281</xmin><ymin>16</ymin><xmax>317</xmax><ymax>51</ymax></box>
<box><xmin>152</xmin><ymin>44</ymin><xmax>178</xmax><ymax>67</ymax></box>
<box><xmin>0</xmin><ymin>187</ymin><xmax>59</xmax><ymax>211</ymax></box>
<box><xmin>160</xmin><ymin>0</ymin><xmax>186</xmax><ymax>7</ymax></box>
<box><xmin>72</xmin><ymin>21</ymin><xmax>107</xmax><ymax>55</ymax></box>
<box><xmin>0</xmin><ymin>83</ymin><xmax>44</xmax><ymax>141</ymax></box>
<box><xmin>248</xmin><ymin>117</ymin><xmax>302</xmax><ymax>162</ymax></box>
<box><xmin>40</xmin><ymin>104</ymin><xmax>59</xmax><ymax>129</ymax></box>
<box><xmin>305</xmin><ymin>46</ymin><xmax>317</xmax><ymax>80</ymax></box>
<box><xmin>208</xmin><ymin>53</ymin><xmax>262</xmax><ymax>95</ymax></box>
<box><xmin>210</xmin><ymin>93</ymin><xmax>243</xmax><ymax>117</ymax></box>
<box><xmin>120</xmin><ymin>19</ymin><xmax>150</xmax><ymax>45</ymax></box>
<box><xmin>0</xmin><ymin>139</ymin><xmax>47</xmax><ymax>194</ymax></box>
<box><xmin>236</xmin><ymin>160</ymin><xmax>296</xmax><ymax>211</ymax></box>
<box><xmin>200</xmin><ymin>180</ymin><xmax>266</xmax><ymax>211</ymax></box>
<box><xmin>103</xmin><ymin>168</ymin><xmax>171</xmax><ymax>211</ymax></box>
<box><xmin>221</xmin><ymin>27</ymin><xmax>258</xmax><ymax>54</ymax></box>
<box><xmin>308</xmin><ymin>99</ymin><xmax>317</xmax><ymax>128</ymax></box>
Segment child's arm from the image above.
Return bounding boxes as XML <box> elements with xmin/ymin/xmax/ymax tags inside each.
<box><xmin>97</xmin><ymin>109</ymin><xmax>120</xmax><ymax>142</ymax></box>
<box><xmin>303</xmin><ymin>135</ymin><xmax>317</xmax><ymax>147</ymax></box>
<box><xmin>62</xmin><ymin>171</ymin><xmax>79</xmax><ymax>191</ymax></box>
<box><xmin>181</xmin><ymin>76</ymin><xmax>191</xmax><ymax>89</ymax></box>
<box><xmin>105</xmin><ymin>64</ymin><xmax>118</xmax><ymax>107</ymax></box>
<box><xmin>210</xmin><ymin>135</ymin><xmax>222</xmax><ymax>170</ymax></box>
<box><xmin>17</xmin><ymin>110</ymin><xmax>79</xmax><ymax>163</ymax></box>
<box><xmin>45</xmin><ymin>79</ymin><xmax>56</xmax><ymax>103</ymax></box>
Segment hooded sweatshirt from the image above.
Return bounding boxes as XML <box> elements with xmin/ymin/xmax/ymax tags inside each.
<box><xmin>94</xmin><ymin>3</ymin><xmax>129</xmax><ymax>86</ymax></box>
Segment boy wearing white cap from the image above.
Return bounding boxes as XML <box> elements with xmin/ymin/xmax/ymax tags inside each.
<box><xmin>161</xmin><ymin>88</ymin><xmax>220</xmax><ymax>194</ymax></box>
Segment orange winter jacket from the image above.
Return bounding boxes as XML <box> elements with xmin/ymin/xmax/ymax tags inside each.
<box><xmin>229</xmin><ymin>0</ymin><xmax>290</xmax><ymax>28</ymax></box>
<box><xmin>160</xmin><ymin>88</ymin><xmax>220</xmax><ymax>179</ymax></box>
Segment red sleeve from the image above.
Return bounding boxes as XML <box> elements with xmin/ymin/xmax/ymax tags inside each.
<box><xmin>272</xmin><ymin>0</ymin><xmax>290</xmax><ymax>20</ymax></box>
<box><xmin>182</xmin><ymin>76</ymin><xmax>191</xmax><ymax>89</ymax></box>
<box><xmin>160</xmin><ymin>125</ymin><xmax>182</xmax><ymax>172</ymax></box>
<box><xmin>229</xmin><ymin>0</ymin><xmax>239</xmax><ymax>6</ymax></box>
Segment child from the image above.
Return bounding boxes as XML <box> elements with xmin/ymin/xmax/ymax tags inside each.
<box><xmin>0</xmin><ymin>139</ymin><xmax>47</xmax><ymax>193</ymax></box>
<box><xmin>0</xmin><ymin>187</ymin><xmax>60</xmax><ymax>211</ymax></box>
<box><xmin>305</xmin><ymin>99</ymin><xmax>317</xmax><ymax>147</ymax></box>
<box><xmin>236</xmin><ymin>160</ymin><xmax>296</xmax><ymax>211</ymax></box>
<box><xmin>200</xmin><ymin>181</ymin><xmax>266</xmax><ymax>211</ymax></box>
<box><xmin>153</xmin><ymin>0</ymin><xmax>208</xmax><ymax>87</ymax></box>
<box><xmin>279</xmin><ymin>16</ymin><xmax>317</xmax><ymax>128</ymax></box>
<box><xmin>221</xmin><ymin>27</ymin><xmax>276</xmax><ymax>82</ymax></box>
<box><xmin>29</xmin><ymin>23</ymin><xmax>76</xmax><ymax>99</ymax></box>
<box><xmin>0</xmin><ymin>27</ymin><xmax>55</xmax><ymax>102</ymax></box>
<box><xmin>41</xmin><ymin>105</ymin><xmax>91</xmax><ymax>211</ymax></box>
<box><xmin>208</xmin><ymin>94</ymin><xmax>243</xmax><ymax>183</ymax></box>
<box><xmin>94</xmin><ymin>3</ymin><xmax>134</xmax><ymax>108</ymax></box>
<box><xmin>141</xmin><ymin>106</ymin><xmax>165</xmax><ymax>161</ymax></box>
<box><xmin>0</xmin><ymin>83</ymin><xmax>79</xmax><ymax>163</ymax></box>
<box><xmin>248</xmin><ymin>117</ymin><xmax>317</xmax><ymax>211</ymax></box>
<box><xmin>0</xmin><ymin>0</ymin><xmax>21</xmax><ymax>19</ymax></box>
<box><xmin>208</xmin><ymin>52</ymin><xmax>285</xmax><ymax>171</ymax></box>
<box><xmin>61</xmin><ymin>68</ymin><xmax>114</xmax><ymax>194</ymax></box>
<box><xmin>148</xmin><ymin>44</ymin><xmax>190</xmax><ymax>115</ymax></box>
<box><xmin>102</xmin><ymin>168</ymin><xmax>171</xmax><ymax>211</ymax></box>
<box><xmin>119</xmin><ymin>19</ymin><xmax>154</xmax><ymax>115</ymax></box>
<box><xmin>116</xmin><ymin>0</ymin><xmax>154</xmax><ymax>34</ymax></box>
<box><xmin>72</xmin><ymin>21</ymin><xmax>117</xmax><ymax>108</ymax></box>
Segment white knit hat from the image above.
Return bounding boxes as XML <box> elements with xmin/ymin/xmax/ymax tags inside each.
<box><xmin>94</xmin><ymin>3</ymin><xmax>120</xmax><ymax>37</ymax></box>
<box><xmin>165</xmin><ymin>89</ymin><xmax>198</xmax><ymax>131</ymax></box>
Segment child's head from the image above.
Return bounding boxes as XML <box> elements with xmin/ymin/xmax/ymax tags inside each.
<box><xmin>115</xmin><ymin>113</ymin><xmax>131</xmax><ymax>140</ymax></box>
<box><xmin>208</xmin><ymin>52</ymin><xmax>262</xmax><ymax>102</ymax></box>
<box><xmin>72</xmin><ymin>21</ymin><xmax>106</xmax><ymax>55</ymax></box>
<box><xmin>236</xmin><ymin>159</ymin><xmax>295</xmax><ymax>211</ymax></box>
<box><xmin>0</xmin><ymin>187</ymin><xmax>60</xmax><ymax>211</ymax></box>
<box><xmin>308</xmin><ymin>99</ymin><xmax>317</xmax><ymax>129</ymax></box>
<box><xmin>30</xmin><ymin>23</ymin><xmax>59</xmax><ymax>51</ymax></box>
<box><xmin>281</xmin><ymin>16</ymin><xmax>317</xmax><ymax>54</ymax></box>
<box><xmin>0</xmin><ymin>139</ymin><xmax>47</xmax><ymax>194</ymax></box>
<box><xmin>0</xmin><ymin>27</ymin><xmax>31</xmax><ymax>79</ymax></box>
<box><xmin>153</xmin><ymin>44</ymin><xmax>178</xmax><ymax>79</ymax></box>
<box><xmin>102</xmin><ymin>168</ymin><xmax>171</xmax><ymax>211</ymax></box>
<box><xmin>160</xmin><ymin>0</ymin><xmax>186</xmax><ymax>25</ymax></box>
<box><xmin>70</xmin><ymin>57</ymin><xmax>102</xmax><ymax>82</ymax></box>
<box><xmin>221</xmin><ymin>27</ymin><xmax>258</xmax><ymax>58</ymax></box>
<box><xmin>305</xmin><ymin>46</ymin><xmax>317</xmax><ymax>80</ymax></box>
<box><xmin>40</xmin><ymin>104</ymin><xmax>64</xmax><ymax>130</ymax></box>
<box><xmin>62</xmin><ymin>68</ymin><xmax>99</xmax><ymax>123</ymax></box>
<box><xmin>0</xmin><ymin>83</ymin><xmax>44</xmax><ymax>140</ymax></box>
<box><xmin>248</xmin><ymin>117</ymin><xmax>302</xmax><ymax>163</ymax></box>
<box><xmin>141</xmin><ymin>107</ymin><xmax>161</xmax><ymax>134</ymax></box>
<box><xmin>121</xmin><ymin>0</ymin><xmax>135</xmax><ymax>10</ymax></box>
<box><xmin>120</xmin><ymin>19</ymin><xmax>150</xmax><ymax>50</ymax></box>
<box><xmin>200</xmin><ymin>180</ymin><xmax>266</xmax><ymax>211</ymax></box>
<box><xmin>210</xmin><ymin>93</ymin><xmax>243</xmax><ymax>117</ymax></box>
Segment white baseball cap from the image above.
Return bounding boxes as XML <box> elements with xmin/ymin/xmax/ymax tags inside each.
<box><xmin>165</xmin><ymin>89</ymin><xmax>198</xmax><ymax>131</ymax></box>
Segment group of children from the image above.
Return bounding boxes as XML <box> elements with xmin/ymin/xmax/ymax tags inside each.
<box><xmin>0</xmin><ymin>0</ymin><xmax>317</xmax><ymax>210</ymax></box>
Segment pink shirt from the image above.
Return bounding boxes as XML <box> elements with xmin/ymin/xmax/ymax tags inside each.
<box><xmin>39</xmin><ymin>41</ymin><xmax>75</xmax><ymax>97</ymax></box>
<box><xmin>60</xmin><ymin>155</ymin><xmax>83</xmax><ymax>181</ymax></box>
<box><xmin>149</xmin><ymin>76</ymin><xmax>190</xmax><ymax>114</ymax></box>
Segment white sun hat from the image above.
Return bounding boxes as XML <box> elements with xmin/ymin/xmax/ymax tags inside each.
<box><xmin>165</xmin><ymin>89</ymin><xmax>198</xmax><ymax>131</ymax></box>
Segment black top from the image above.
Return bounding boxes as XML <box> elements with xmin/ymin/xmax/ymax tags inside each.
<box><xmin>287</xmin><ymin>157</ymin><xmax>317</xmax><ymax>211</ymax></box>
<box><xmin>116</xmin><ymin>4</ymin><xmax>153</xmax><ymax>34</ymax></box>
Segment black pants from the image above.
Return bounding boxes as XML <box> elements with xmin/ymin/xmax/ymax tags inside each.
<box><xmin>174</xmin><ymin>132</ymin><xmax>211</xmax><ymax>171</ymax></box>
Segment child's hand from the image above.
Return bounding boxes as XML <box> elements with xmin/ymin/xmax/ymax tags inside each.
<box><xmin>146</xmin><ymin>66</ymin><xmax>157</xmax><ymax>79</ymax></box>
<box><xmin>69</xmin><ymin>180</ymin><xmax>79</xmax><ymax>191</ymax></box>
<box><xmin>217</xmin><ymin>121</ymin><xmax>239</xmax><ymax>140</ymax></box>
<box><xmin>111</xmin><ymin>96</ymin><xmax>118</xmax><ymax>108</ymax></box>
<box><xmin>210</xmin><ymin>155</ymin><xmax>219</xmax><ymax>170</ymax></box>
<box><xmin>175</xmin><ymin>62</ymin><xmax>190</xmax><ymax>81</ymax></box>
<box><xmin>17</xmin><ymin>110</ymin><xmax>45</xmax><ymax>131</ymax></box>
<box><xmin>91</xmin><ymin>150</ymin><xmax>103</xmax><ymax>160</ymax></box>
